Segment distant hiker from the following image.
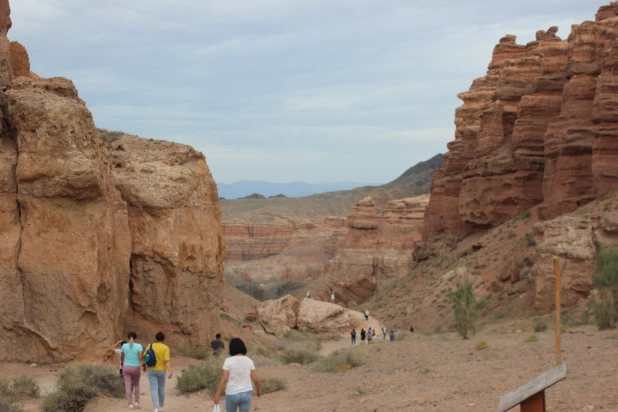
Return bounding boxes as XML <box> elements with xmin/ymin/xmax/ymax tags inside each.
<box><xmin>397</xmin><ymin>328</ymin><xmax>401</xmax><ymax>335</ymax></box>
<box><xmin>360</xmin><ymin>328</ymin><xmax>366</xmax><ymax>344</ymax></box>
<box><xmin>331</xmin><ymin>291</ymin><xmax>335</xmax><ymax>303</ymax></box>
<box><xmin>367</xmin><ymin>328</ymin><xmax>373</xmax><ymax>343</ymax></box>
<box><xmin>144</xmin><ymin>331</ymin><xmax>172</xmax><ymax>412</ymax></box>
<box><xmin>382</xmin><ymin>326</ymin><xmax>387</xmax><ymax>340</ymax></box>
<box><xmin>211</xmin><ymin>333</ymin><xmax>225</xmax><ymax>356</ymax></box>
<box><xmin>214</xmin><ymin>338</ymin><xmax>261</xmax><ymax>412</ymax></box>
<box><xmin>112</xmin><ymin>339</ymin><xmax>128</xmax><ymax>376</ymax></box>
<box><xmin>410</xmin><ymin>326</ymin><xmax>415</xmax><ymax>333</ymax></box>
<box><xmin>390</xmin><ymin>331</ymin><xmax>395</xmax><ymax>341</ymax></box>
<box><xmin>364</xmin><ymin>308</ymin><xmax>370</xmax><ymax>321</ymax></box>
<box><xmin>306</xmin><ymin>291</ymin><xmax>310</xmax><ymax>299</ymax></box>
<box><xmin>351</xmin><ymin>329</ymin><xmax>357</xmax><ymax>345</ymax></box>
<box><xmin>121</xmin><ymin>332</ymin><xmax>143</xmax><ymax>410</ymax></box>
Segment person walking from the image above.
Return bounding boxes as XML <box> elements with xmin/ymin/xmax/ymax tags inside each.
<box><xmin>306</xmin><ymin>291</ymin><xmax>310</xmax><ymax>299</ymax></box>
<box><xmin>360</xmin><ymin>328</ymin><xmax>366</xmax><ymax>345</ymax></box>
<box><xmin>382</xmin><ymin>326</ymin><xmax>387</xmax><ymax>340</ymax></box>
<box><xmin>121</xmin><ymin>332</ymin><xmax>143</xmax><ymax>410</ymax></box>
<box><xmin>330</xmin><ymin>291</ymin><xmax>335</xmax><ymax>303</ymax></box>
<box><xmin>367</xmin><ymin>328</ymin><xmax>373</xmax><ymax>344</ymax></box>
<box><xmin>364</xmin><ymin>308</ymin><xmax>370</xmax><ymax>321</ymax></box>
<box><xmin>390</xmin><ymin>330</ymin><xmax>395</xmax><ymax>341</ymax></box>
<box><xmin>351</xmin><ymin>329</ymin><xmax>357</xmax><ymax>345</ymax></box>
<box><xmin>211</xmin><ymin>333</ymin><xmax>225</xmax><ymax>357</ymax></box>
<box><xmin>111</xmin><ymin>339</ymin><xmax>128</xmax><ymax>376</ymax></box>
<box><xmin>214</xmin><ymin>338</ymin><xmax>261</xmax><ymax>412</ymax></box>
<box><xmin>143</xmin><ymin>332</ymin><xmax>172</xmax><ymax>412</ymax></box>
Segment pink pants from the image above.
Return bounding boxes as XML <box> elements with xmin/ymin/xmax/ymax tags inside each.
<box><xmin>122</xmin><ymin>365</ymin><xmax>141</xmax><ymax>405</ymax></box>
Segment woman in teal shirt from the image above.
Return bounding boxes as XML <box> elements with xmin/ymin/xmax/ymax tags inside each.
<box><xmin>121</xmin><ymin>332</ymin><xmax>144</xmax><ymax>409</ymax></box>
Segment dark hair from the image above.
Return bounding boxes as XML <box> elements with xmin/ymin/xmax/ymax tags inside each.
<box><xmin>127</xmin><ymin>332</ymin><xmax>137</xmax><ymax>340</ymax></box>
<box><xmin>155</xmin><ymin>332</ymin><xmax>165</xmax><ymax>342</ymax></box>
<box><xmin>229</xmin><ymin>338</ymin><xmax>247</xmax><ymax>356</ymax></box>
<box><xmin>216</xmin><ymin>333</ymin><xmax>221</xmax><ymax>339</ymax></box>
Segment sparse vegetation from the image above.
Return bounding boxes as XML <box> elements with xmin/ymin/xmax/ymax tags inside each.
<box><xmin>475</xmin><ymin>298</ymin><xmax>490</xmax><ymax>311</ymax></box>
<box><xmin>176</xmin><ymin>346</ymin><xmax>211</xmax><ymax>360</ymax></box>
<box><xmin>449</xmin><ymin>277</ymin><xmax>477</xmax><ymax>339</ymax></box>
<box><xmin>260</xmin><ymin>378</ymin><xmax>286</xmax><ymax>394</ymax></box>
<box><xmin>525</xmin><ymin>233</ymin><xmax>536</xmax><ymax>247</ymax></box>
<box><xmin>0</xmin><ymin>375</ymin><xmax>40</xmax><ymax>402</ymax></box>
<box><xmin>97</xmin><ymin>128</ymin><xmax>123</xmax><ymax>143</ymax></box>
<box><xmin>526</xmin><ymin>335</ymin><xmax>538</xmax><ymax>343</ymax></box>
<box><xmin>177</xmin><ymin>357</ymin><xmax>223</xmax><ymax>395</ymax></box>
<box><xmin>0</xmin><ymin>399</ymin><xmax>22</xmax><ymax>412</ymax></box>
<box><xmin>315</xmin><ymin>332</ymin><xmax>341</xmax><ymax>341</ymax></box>
<box><xmin>313</xmin><ymin>351</ymin><xmax>364</xmax><ymax>373</ymax></box>
<box><xmin>533</xmin><ymin>317</ymin><xmax>548</xmax><ymax>332</ymax></box>
<box><xmin>592</xmin><ymin>248</ymin><xmax>618</xmax><ymax>330</ymax></box>
<box><xmin>280</xmin><ymin>348</ymin><xmax>319</xmax><ymax>365</ymax></box>
<box><xmin>41</xmin><ymin>366</ymin><xmax>123</xmax><ymax>412</ymax></box>
<box><xmin>354</xmin><ymin>386</ymin><xmax>367</xmax><ymax>395</ymax></box>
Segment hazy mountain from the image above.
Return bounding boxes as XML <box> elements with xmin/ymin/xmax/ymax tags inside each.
<box><xmin>217</xmin><ymin>180</ymin><xmax>380</xmax><ymax>199</ymax></box>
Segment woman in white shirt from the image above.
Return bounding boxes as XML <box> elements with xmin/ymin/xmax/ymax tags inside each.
<box><xmin>213</xmin><ymin>338</ymin><xmax>261</xmax><ymax>412</ymax></box>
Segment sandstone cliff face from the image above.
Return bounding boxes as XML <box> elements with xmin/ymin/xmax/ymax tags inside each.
<box><xmin>423</xmin><ymin>3</ymin><xmax>618</xmax><ymax>243</ymax></box>
<box><xmin>0</xmin><ymin>0</ymin><xmax>225</xmax><ymax>362</ymax></box>
<box><xmin>322</xmin><ymin>195</ymin><xmax>429</xmax><ymax>305</ymax></box>
<box><xmin>109</xmin><ymin>135</ymin><xmax>225</xmax><ymax>349</ymax></box>
<box><xmin>224</xmin><ymin>223</ymin><xmax>296</xmax><ymax>262</ymax></box>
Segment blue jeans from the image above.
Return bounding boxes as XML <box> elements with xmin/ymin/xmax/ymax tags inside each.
<box><xmin>147</xmin><ymin>370</ymin><xmax>166</xmax><ymax>408</ymax></box>
<box><xmin>226</xmin><ymin>390</ymin><xmax>253</xmax><ymax>412</ymax></box>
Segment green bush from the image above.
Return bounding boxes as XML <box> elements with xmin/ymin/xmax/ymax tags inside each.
<box><xmin>0</xmin><ymin>375</ymin><xmax>40</xmax><ymax>402</ymax></box>
<box><xmin>448</xmin><ymin>277</ymin><xmax>477</xmax><ymax>339</ymax></box>
<box><xmin>475</xmin><ymin>341</ymin><xmax>488</xmax><ymax>351</ymax></box>
<box><xmin>176</xmin><ymin>357</ymin><xmax>223</xmax><ymax>395</ymax></box>
<box><xmin>0</xmin><ymin>399</ymin><xmax>22</xmax><ymax>412</ymax></box>
<box><xmin>313</xmin><ymin>351</ymin><xmax>364</xmax><ymax>372</ymax></box>
<box><xmin>280</xmin><ymin>348</ymin><xmax>318</xmax><ymax>365</ymax></box>
<box><xmin>526</xmin><ymin>335</ymin><xmax>538</xmax><ymax>343</ymax></box>
<box><xmin>97</xmin><ymin>129</ymin><xmax>123</xmax><ymax>143</ymax></box>
<box><xmin>176</xmin><ymin>347</ymin><xmax>211</xmax><ymax>360</ymax></box>
<box><xmin>592</xmin><ymin>248</ymin><xmax>618</xmax><ymax>329</ymax></box>
<box><xmin>259</xmin><ymin>378</ymin><xmax>286</xmax><ymax>394</ymax></box>
<box><xmin>533</xmin><ymin>317</ymin><xmax>548</xmax><ymax>332</ymax></box>
<box><xmin>41</xmin><ymin>366</ymin><xmax>123</xmax><ymax>412</ymax></box>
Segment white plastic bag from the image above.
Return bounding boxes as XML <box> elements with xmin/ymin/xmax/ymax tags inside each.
<box><xmin>213</xmin><ymin>405</ymin><xmax>221</xmax><ymax>412</ymax></box>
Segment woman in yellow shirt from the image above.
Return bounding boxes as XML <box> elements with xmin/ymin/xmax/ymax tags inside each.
<box><xmin>142</xmin><ymin>332</ymin><xmax>172</xmax><ymax>412</ymax></box>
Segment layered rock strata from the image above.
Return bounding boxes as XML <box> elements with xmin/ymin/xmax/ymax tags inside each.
<box><xmin>423</xmin><ymin>3</ymin><xmax>618</xmax><ymax>243</ymax></box>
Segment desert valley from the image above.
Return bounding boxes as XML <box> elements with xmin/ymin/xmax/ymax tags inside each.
<box><xmin>2</xmin><ymin>0</ymin><xmax>618</xmax><ymax>411</ymax></box>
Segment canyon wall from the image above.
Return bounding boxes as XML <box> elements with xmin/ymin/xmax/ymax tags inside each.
<box><xmin>0</xmin><ymin>0</ymin><xmax>224</xmax><ymax>362</ymax></box>
<box><xmin>423</xmin><ymin>4</ymin><xmax>618</xmax><ymax>244</ymax></box>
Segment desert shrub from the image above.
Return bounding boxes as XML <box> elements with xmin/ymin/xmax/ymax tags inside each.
<box><xmin>313</xmin><ymin>351</ymin><xmax>364</xmax><ymax>373</ymax></box>
<box><xmin>475</xmin><ymin>298</ymin><xmax>490</xmax><ymax>311</ymax></box>
<box><xmin>448</xmin><ymin>277</ymin><xmax>477</xmax><ymax>339</ymax></box>
<box><xmin>259</xmin><ymin>378</ymin><xmax>286</xmax><ymax>394</ymax></box>
<box><xmin>526</xmin><ymin>335</ymin><xmax>538</xmax><ymax>343</ymax></box>
<box><xmin>533</xmin><ymin>317</ymin><xmax>548</xmax><ymax>332</ymax></box>
<box><xmin>176</xmin><ymin>346</ymin><xmax>211</xmax><ymax>360</ymax></box>
<box><xmin>0</xmin><ymin>399</ymin><xmax>22</xmax><ymax>412</ymax></box>
<box><xmin>475</xmin><ymin>341</ymin><xmax>488</xmax><ymax>351</ymax></box>
<box><xmin>41</xmin><ymin>365</ymin><xmax>123</xmax><ymax>412</ymax></box>
<box><xmin>0</xmin><ymin>375</ymin><xmax>40</xmax><ymax>402</ymax></box>
<box><xmin>280</xmin><ymin>348</ymin><xmax>318</xmax><ymax>365</ymax></box>
<box><xmin>176</xmin><ymin>357</ymin><xmax>223</xmax><ymax>395</ymax></box>
<box><xmin>525</xmin><ymin>233</ymin><xmax>536</xmax><ymax>247</ymax></box>
<box><xmin>592</xmin><ymin>248</ymin><xmax>618</xmax><ymax>329</ymax></box>
<box><xmin>97</xmin><ymin>129</ymin><xmax>122</xmax><ymax>143</ymax></box>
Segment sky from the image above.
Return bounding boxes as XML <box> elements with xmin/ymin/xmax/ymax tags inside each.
<box><xmin>9</xmin><ymin>0</ymin><xmax>605</xmax><ymax>184</ymax></box>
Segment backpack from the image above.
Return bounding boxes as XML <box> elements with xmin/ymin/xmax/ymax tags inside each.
<box><xmin>144</xmin><ymin>343</ymin><xmax>157</xmax><ymax>367</ymax></box>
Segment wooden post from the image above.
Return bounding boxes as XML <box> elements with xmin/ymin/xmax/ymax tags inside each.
<box><xmin>520</xmin><ymin>391</ymin><xmax>546</xmax><ymax>412</ymax></box>
<box><xmin>554</xmin><ymin>256</ymin><xmax>561</xmax><ymax>365</ymax></box>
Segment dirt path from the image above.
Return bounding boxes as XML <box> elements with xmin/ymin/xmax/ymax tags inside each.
<box><xmin>7</xmin><ymin>324</ymin><xmax>618</xmax><ymax>412</ymax></box>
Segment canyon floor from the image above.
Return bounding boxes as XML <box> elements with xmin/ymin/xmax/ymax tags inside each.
<box><xmin>6</xmin><ymin>321</ymin><xmax>618</xmax><ymax>412</ymax></box>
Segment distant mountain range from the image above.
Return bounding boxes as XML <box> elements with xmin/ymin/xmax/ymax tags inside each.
<box><xmin>217</xmin><ymin>180</ymin><xmax>380</xmax><ymax>199</ymax></box>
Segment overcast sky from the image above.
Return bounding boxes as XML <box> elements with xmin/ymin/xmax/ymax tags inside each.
<box><xmin>9</xmin><ymin>0</ymin><xmax>604</xmax><ymax>184</ymax></box>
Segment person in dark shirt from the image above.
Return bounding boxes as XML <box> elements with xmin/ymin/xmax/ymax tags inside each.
<box><xmin>360</xmin><ymin>328</ymin><xmax>366</xmax><ymax>344</ymax></box>
<box><xmin>389</xmin><ymin>331</ymin><xmax>395</xmax><ymax>341</ymax></box>
<box><xmin>211</xmin><ymin>334</ymin><xmax>225</xmax><ymax>356</ymax></box>
<box><xmin>351</xmin><ymin>329</ymin><xmax>357</xmax><ymax>345</ymax></box>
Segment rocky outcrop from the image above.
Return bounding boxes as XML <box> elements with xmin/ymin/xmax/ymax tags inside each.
<box><xmin>256</xmin><ymin>295</ymin><xmax>300</xmax><ymax>337</ymax></box>
<box><xmin>423</xmin><ymin>2</ymin><xmax>618</xmax><ymax>243</ymax></box>
<box><xmin>0</xmin><ymin>0</ymin><xmax>225</xmax><ymax>362</ymax></box>
<box><xmin>296</xmin><ymin>299</ymin><xmax>382</xmax><ymax>334</ymax></box>
<box><xmin>9</xmin><ymin>41</ymin><xmax>37</xmax><ymax>79</ymax></box>
<box><xmin>109</xmin><ymin>135</ymin><xmax>225</xmax><ymax>349</ymax></box>
<box><xmin>321</xmin><ymin>195</ymin><xmax>429</xmax><ymax>305</ymax></box>
<box><xmin>224</xmin><ymin>223</ymin><xmax>296</xmax><ymax>262</ymax></box>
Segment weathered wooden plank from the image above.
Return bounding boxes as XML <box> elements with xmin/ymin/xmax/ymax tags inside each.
<box><xmin>496</xmin><ymin>363</ymin><xmax>567</xmax><ymax>412</ymax></box>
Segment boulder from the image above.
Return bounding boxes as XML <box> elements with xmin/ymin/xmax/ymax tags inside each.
<box><xmin>245</xmin><ymin>312</ymin><xmax>257</xmax><ymax>322</ymax></box>
<box><xmin>257</xmin><ymin>295</ymin><xmax>300</xmax><ymax>337</ymax></box>
<box><xmin>296</xmin><ymin>299</ymin><xmax>381</xmax><ymax>334</ymax></box>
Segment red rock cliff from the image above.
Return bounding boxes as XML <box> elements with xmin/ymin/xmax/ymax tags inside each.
<box><xmin>424</xmin><ymin>2</ymin><xmax>618</xmax><ymax>243</ymax></box>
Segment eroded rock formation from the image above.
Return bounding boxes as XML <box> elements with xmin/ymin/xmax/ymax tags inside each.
<box><xmin>224</xmin><ymin>223</ymin><xmax>296</xmax><ymax>262</ymax></box>
<box><xmin>296</xmin><ymin>299</ymin><xmax>382</xmax><ymax>334</ymax></box>
<box><xmin>256</xmin><ymin>295</ymin><xmax>300</xmax><ymax>337</ymax></box>
<box><xmin>423</xmin><ymin>3</ymin><xmax>618</xmax><ymax>243</ymax></box>
<box><xmin>0</xmin><ymin>0</ymin><xmax>225</xmax><ymax>362</ymax></box>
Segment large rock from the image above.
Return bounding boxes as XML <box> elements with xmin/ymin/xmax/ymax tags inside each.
<box><xmin>424</xmin><ymin>2</ymin><xmax>618</xmax><ymax>242</ymax></box>
<box><xmin>109</xmin><ymin>135</ymin><xmax>225</xmax><ymax>348</ymax></box>
<box><xmin>296</xmin><ymin>299</ymin><xmax>381</xmax><ymax>334</ymax></box>
<box><xmin>0</xmin><ymin>78</ymin><xmax>132</xmax><ymax>363</ymax></box>
<box><xmin>257</xmin><ymin>295</ymin><xmax>300</xmax><ymax>337</ymax></box>
<box><xmin>9</xmin><ymin>41</ymin><xmax>37</xmax><ymax>79</ymax></box>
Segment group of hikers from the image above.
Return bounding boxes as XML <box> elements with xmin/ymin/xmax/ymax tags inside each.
<box><xmin>113</xmin><ymin>332</ymin><xmax>259</xmax><ymax>412</ymax></box>
<box><xmin>350</xmin><ymin>326</ymin><xmax>398</xmax><ymax>345</ymax></box>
